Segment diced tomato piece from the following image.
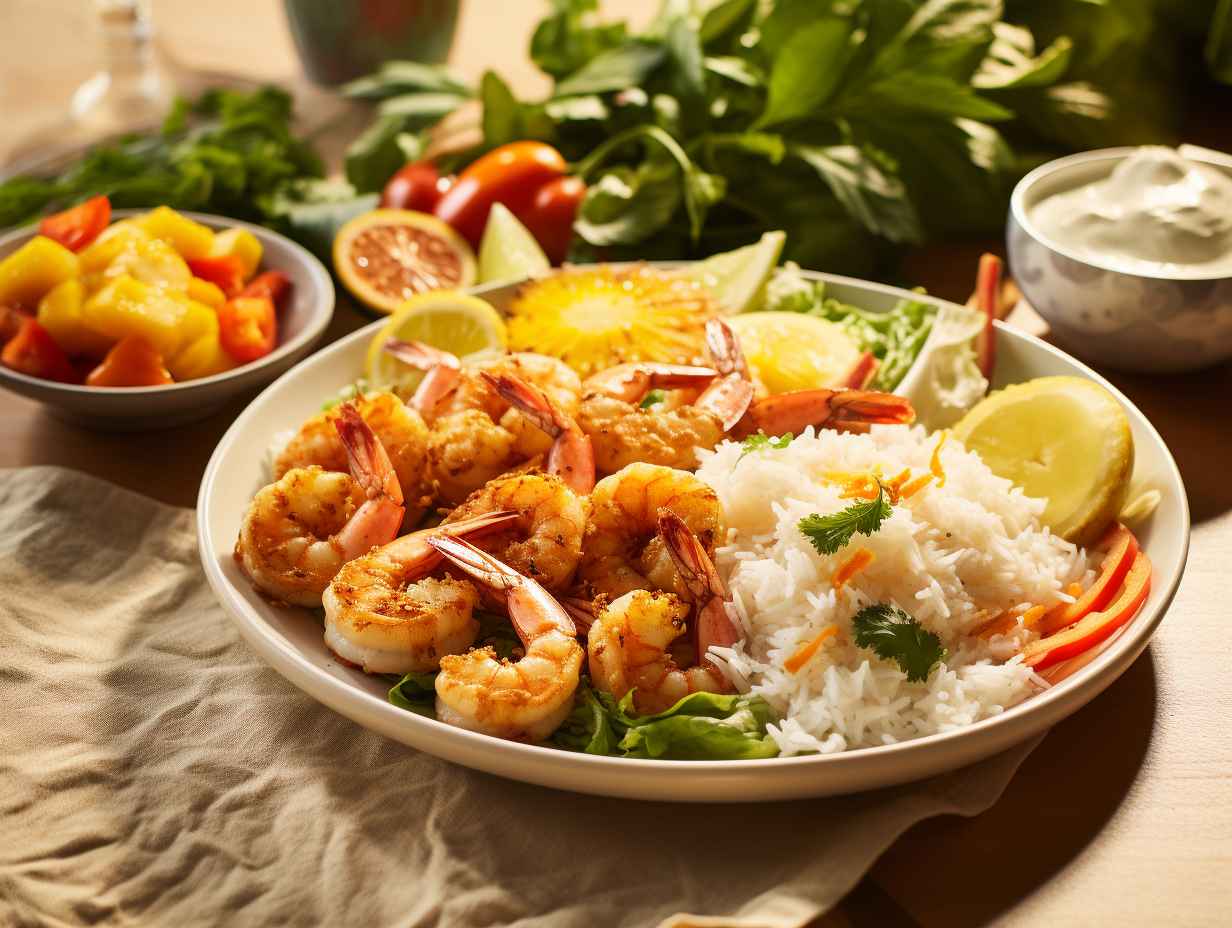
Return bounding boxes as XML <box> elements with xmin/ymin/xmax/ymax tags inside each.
<box><xmin>1023</xmin><ymin>551</ymin><xmax>1152</xmax><ymax>670</ymax></box>
<box><xmin>1037</xmin><ymin>523</ymin><xmax>1138</xmax><ymax>636</ymax></box>
<box><xmin>187</xmin><ymin>255</ymin><xmax>247</xmax><ymax>299</ymax></box>
<box><xmin>218</xmin><ymin>296</ymin><xmax>276</xmax><ymax>363</ymax></box>
<box><xmin>1</xmin><ymin>317</ymin><xmax>78</xmax><ymax>382</ymax></box>
<box><xmin>239</xmin><ymin>270</ymin><xmax>292</xmax><ymax>307</ymax></box>
<box><xmin>85</xmin><ymin>335</ymin><xmax>174</xmax><ymax>387</ymax></box>
<box><xmin>38</xmin><ymin>195</ymin><xmax>112</xmax><ymax>252</ymax></box>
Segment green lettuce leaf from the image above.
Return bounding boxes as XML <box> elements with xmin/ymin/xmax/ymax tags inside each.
<box><xmin>387</xmin><ymin>671</ymin><xmax>438</xmax><ymax>716</ymax></box>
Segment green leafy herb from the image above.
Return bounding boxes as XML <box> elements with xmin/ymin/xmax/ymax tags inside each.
<box><xmin>851</xmin><ymin>604</ymin><xmax>947</xmax><ymax>682</ymax></box>
<box><xmin>639</xmin><ymin>389</ymin><xmax>667</xmax><ymax>408</ymax></box>
<box><xmin>320</xmin><ymin>379</ymin><xmax>371</xmax><ymax>411</ymax></box>
<box><xmin>798</xmin><ymin>483</ymin><xmax>892</xmax><ymax>556</ymax></box>
<box><xmin>739</xmin><ymin>431</ymin><xmax>794</xmax><ymax>458</ymax></box>
<box><xmin>387</xmin><ymin>671</ymin><xmax>438</xmax><ymax>716</ymax></box>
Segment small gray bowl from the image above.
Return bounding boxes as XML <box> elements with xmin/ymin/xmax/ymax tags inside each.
<box><xmin>1007</xmin><ymin>146</ymin><xmax>1232</xmax><ymax>373</ymax></box>
<box><xmin>0</xmin><ymin>210</ymin><xmax>334</xmax><ymax>430</ymax></box>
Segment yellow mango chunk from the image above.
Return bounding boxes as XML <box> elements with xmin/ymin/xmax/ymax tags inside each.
<box><xmin>210</xmin><ymin>228</ymin><xmax>263</xmax><ymax>279</ymax></box>
<box><xmin>185</xmin><ymin>276</ymin><xmax>226</xmax><ymax>309</ymax></box>
<box><xmin>173</xmin><ymin>295</ymin><xmax>220</xmax><ymax>346</ymax></box>
<box><xmin>79</xmin><ymin>221</ymin><xmax>150</xmax><ymax>273</ymax></box>
<box><xmin>168</xmin><ymin>333</ymin><xmax>238</xmax><ymax>381</ymax></box>
<box><xmin>138</xmin><ymin>206</ymin><xmax>215</xmax><ymax>260</ymax></box>
<box><xmin>81</xmin><ymin>275</ymin><xmax>192</xmax><ymax>359</ymax></box>
<box><xmin>0</xmin><ymin>236</ymin><xmax>81</xmax><ymax>310</ymax></box>
<box><xmin>102</xmin><ymin>235</ymin><xmax>191</xmax><ymax>291</ymax></box>
<box><xmin>37</xmin><ymin>278</ymin><xmax>115</xmax><ymax>358</ymax></box>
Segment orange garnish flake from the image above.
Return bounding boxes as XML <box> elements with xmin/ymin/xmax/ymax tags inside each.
<box><xmin>930</xmin><ymin>431</ymin><xmax>949</xmax><ymax>487</ymax></box>
<box><xmin>976</xmin><ymin>603</ymin><xmax>1048</xmax><ymax>639</ymax></box>
<box><xmin>900</xmin><ymin>473</ymin><xmax>934</xmax><ymax>499</ymax></box>
<box><xmin>883</xmin><ymin>468</ymin><xmax>912</xmax><ymax>504</ymax></box>
<box><xmin>832</xmin><ymin>548</ymin><xmax>875</xmax><ymax>589</ymax></box>
<box><xmin>1066</xmin><ymin>582</ymin><xmax>1083</xmax><ymax>598</ymax></box>
<box><xmin>784</xmin><ymin>625</ymin><xmax>839</xmax><ymax>674</ymax></box>
<box><xmin>826</xmin><ymin>470</ymin><xmax>881</xmax><ymax>500</ymax></box>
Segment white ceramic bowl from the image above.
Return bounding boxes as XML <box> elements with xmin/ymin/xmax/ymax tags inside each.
<box><xmin>0</xmin><ymin>210</ymin><xmax>334</xmax><ymax>430</ymax></box>
<box><xmin>1007</xmin><ymin>146</ymin><xmax>1232</xmax><ymax>373</ymax></box>
<box><xmin>198</xmin><ymin>272</ymin><xmax>1188</xmax><ymax>802</ymax></box>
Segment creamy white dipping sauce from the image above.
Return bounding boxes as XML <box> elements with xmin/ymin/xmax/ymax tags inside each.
<box><xmin>1031</xmin><ymin>146</ymin><xmax>1232</xmax><ymax>278</ymax></box>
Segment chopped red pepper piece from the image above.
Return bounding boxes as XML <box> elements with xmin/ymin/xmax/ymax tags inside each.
<box><xmin>218</xmin><ymin>296</ymin><xmax>277</xmax><ymax>363</ymax></box>
<box><xmin>86</xmin><ymin>335</ymin><xmax>174</xmax><ymax>387</ymax></box>
<box><xmin>38</xmin><ymin>195</ymin><xmax>112</xmax><ymax>252</ymax></box>
<box><xmin>1</xmin><ymin>316</ymin><xmax>78</xmax><ymax>382</ymax></box>
<box><xmin>187</xmin><ymin>255</ymin><xmax>247</xmax><ymax>299</ymax></box>
<box><xmin>239</xmin><ymin>270</ymin><xmax>292</xmax><ymax>306</ymax></box>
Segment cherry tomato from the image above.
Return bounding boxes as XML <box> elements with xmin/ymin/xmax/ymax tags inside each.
<box><xmin>380</xmin><ymin>160</ymin><xmax>445</xmax><ymax>213</ymax></box>
<box><xmin>1</xmin><ymin>317</ymin><xmax>78</xmax><ymax>382</ymax></box>
<box><xmin>218</xmin><ymin>296</ymin><xmax>277</xmax><ymax>363</ymax></box>
<box><xmin>517</xmin><ymin>175</ymin><xmax>586</xmax><ymax>265</ymax></box>
<box><xmin>187</xmin><ymin>255</ymin><xmax>247</xmax><ymax>299</ymax></box>
<box><xmin>239</xmin><ymin>270</ymin><xmax>293</xmax><ymax>306</ymax></box>
<box><xmin>85</xmin><ymin>335</ymin><xmax>173</xmax><ymax>387</ymax></box>
<box><xmin>38</xmin><ymin>195</ymin><xmax>111</xmax><ymax>252</ymax></box>
<box><xmin>434</xmin><ymin>142</ymin><xmax>568</xmax><ymax>249</ymax></box>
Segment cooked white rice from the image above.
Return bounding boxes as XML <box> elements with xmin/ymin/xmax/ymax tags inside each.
<box><xmin>695</xmin><ymin>425</ymin><xmax>1094</xmax><ymax>755</ymax></box>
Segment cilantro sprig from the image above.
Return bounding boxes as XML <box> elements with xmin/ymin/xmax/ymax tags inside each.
<box><xmin>798</xmin><ymin>482</ymin><xmax>891</xmax><ymax>555</ymax></box>
<box><xmin>739</xmin><ymin>431</ymin><xmax>793</xmax><ymax>460</ymax></box>
<box><xmin>852</xmin><ymin>604</ymin><xmax>947</xmax><ymax>683</ymax></box>
<box><xmin>639</xmin><ymin>389</ymin><xmax>667</xmax><ymax>409</ymax></box>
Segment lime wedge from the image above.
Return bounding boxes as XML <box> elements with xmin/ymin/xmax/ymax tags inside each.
<box><xmin>365</xmin><ymin>291</ymin><xmax>507</xmax><ymax>390</ymax></box>
<box><xmin>728</xmin><ymin>311</ymin><xmax>861</xmax><ymax>393</ymax></box>
<box><xmin>679</xmin><ymin>230</ymin><xmax>786</xmax><ymax>314</ymax></box>
<box><xmin>477</xmin><ymin>203</ymin><xmax>550</xmax><ymax>284</ymax></box>
<box><xmin>952</xmin><ymin>376</ymin><xmax>1134</xmax><ymax>546</ymax></box>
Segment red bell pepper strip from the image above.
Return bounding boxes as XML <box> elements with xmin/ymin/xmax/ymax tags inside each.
<box><xmin>239</xmin><ymin>270</ymin><xmax>292</xmax><ymax>306</ymax></box>
<box><xmin>973</xmin><ymin>252</ymin><xmax>1000</xmax><ymax>380</ymax></box>
<box><xmin>1</xmin><ymin>317</ymin><xmax>78</xmax><ymax>382</ymax></box>
<box><xmin>1023</xmin><ymin>551</ymin><xmax>1152</xmax><ymax>670</ymax></box>
<box><xmin>86</xmin><ymin>335</ymin><xmax>174</xmax><ymax>387</ymax></box>
<box><xmin>1037</xmin><ymin>523</ymin><xmax>1139</xmax><ymax>636</ymax></box>
<box><xmin>218</xmin><ymin>296</ymin><xmax>277</xmax><ymax>363</ymax></box>
<box><xmin>840</xmin><ymin>351</ymin><xmax>878</xmax><ymax>389</ymax></box>
<box><xmin>38</xmin><ymin>195</ymin><xmax>111</xmax><ymax>252</ymax></box>
<box><xmin>187</xmin><ymin>255</ymin><xmax>247</xmax><ymax>299</ymax></box>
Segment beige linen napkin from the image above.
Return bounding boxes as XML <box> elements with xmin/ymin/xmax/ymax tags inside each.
<box><xmin>0</xmin><ymin>467</ymin><xmax>1042</xmax><ymax>928</ymax></box>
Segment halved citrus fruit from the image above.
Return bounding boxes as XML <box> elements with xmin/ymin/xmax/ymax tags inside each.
<box><xmin>365</xmin><ymin>291</ymin><xmax>506</xmax><ymax>390</ymax></box>
<box><xmin>334</xmin><ymin>209</ymin><xmax>476</xmax><ymax>315</ymax></box>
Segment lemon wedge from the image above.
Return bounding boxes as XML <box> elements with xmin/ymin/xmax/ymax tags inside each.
<box><xmin>680</xmin><ymin>231</ymin><xmax>785</xmax><ymax>314</ymax></box>
<box><xmin>477</xmin><ymin>203</ymin><xmax>550</xmax><ymax>284</ymax></box>
<box><xmin>728</xmin><ymin>311</ymin><xmax>862</xmax><ymax>393</ymax></box>
<box><xmin>365</xmin><ymin>291</ymin><xmax>507</xmax><ymax>390</ymax></box>
<box><xmin>952</xmin><ymin>376</ymin><xmax>1134</xmax><ymax>546</ymax></box>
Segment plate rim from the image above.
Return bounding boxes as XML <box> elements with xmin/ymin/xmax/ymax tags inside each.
<box><xmin>197</xmin><ymin>270</ymin><xmax>1189</xmax><ymax>793</ymax></box>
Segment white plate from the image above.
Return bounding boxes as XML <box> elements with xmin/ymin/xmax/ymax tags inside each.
<box><xmin>198</xmin><ymin>272</ymin><xmax>1188</xmax><ymax>802</ymax></box>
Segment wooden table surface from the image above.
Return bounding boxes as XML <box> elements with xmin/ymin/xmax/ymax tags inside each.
<box><xmin>4</xmin><ymin>3</ymin><xmax>1231</xmax><ymax>925</ymax></box>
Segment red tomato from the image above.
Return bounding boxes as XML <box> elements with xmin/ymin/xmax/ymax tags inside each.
<box><xmin>239</xmin><ymin>270</ymin><xmax>292</xmax><ymax>306</ymax></box>
<box><xmin>1</xmin><ymin>317</ymin><xmax>78</xmax><ymax>382</ymax></box>
<box><xmin>1024</xmin><ymin>550</ymin><xmax>1152</xmax><ymax>670</ymax></box>
<box><xmin>218</xmin><ymin>296</ymin><xmax>277</xmax><ymax>363</ymax></box>
<box><xmin>517</xmin><ymin>175</ymin><xmax>586</xmax><ymax>265</ymax></box>
<box><xmin>187</xmin><ymin>255</ymin><xmax>247</xmax><ymax>299</ymax></box>
<box><xmin>434</xmin><ymin>142</ymin><xmax>568</xmax><ymax>249</ymax></box>
<box><xmin>380</xmin><ymin>161</ymin><xmax>445</xmax><ymax>213</ymax></box>
<box><xmin>38</xmin><ymin>195</ymin><xmax>111</xmax><ymax>252</ymax></box>
<box><xmin>85</xmin><ymin>335</ymin><xmax>173</xmax><ymax>387</ymax></box>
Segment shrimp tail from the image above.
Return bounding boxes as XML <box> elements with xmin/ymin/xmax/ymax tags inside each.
<box><xmin>695</xmin><ymin>318</ymin><xmax>756</xmax><ymax>431</ymax></box>
<box><xmin>657</xmin><ymin>509</ymin><xmax>741</xmax><ymax>661</ymax></box>
<box><xmin>332</xmin><ymin>403</ymin><xmax>406</xmax><ymax>558</ymax></box>
<box><xmin>483</xmin><ymin>371</ymin><xmax>596</xmax><ymax>494</ymax></box>
<box><xmin>430</xmin><ymin>535</ymin><xmax>578</xmax><ymax>640</ymax></box>
<box><xmin>584</xmin><ymin>362</ymin><xmax>718</xmax><ymax>403</ymax></box>
<box><xmin>735</xmin><ymin>388</ymin><xmax>915</xmax><ymax>438</ymax></box>
<box><xmin>384</xmin><ymin>338</ymin><xmax>462</xmax><ymax>414</ymax></box>
<box><xmin>560</xmin><ymin>595</ymin><xmax>598</xmax><ymax>634</ymax></box>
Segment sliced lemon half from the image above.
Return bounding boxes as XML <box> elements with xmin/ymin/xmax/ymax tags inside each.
<box><xmin>952</xmin><ymin>376</ymin><xmax>1134</xmax><ymax>546</ymax></box>
<box><xmin>365</xmin><ymin>291</ymin><xmax>507</xmax><ymax>390</ymax></box>
<box><xmin>728</xmin><ymin>311</ymin><xmax>862</xmax><ymax>393</ymax></box>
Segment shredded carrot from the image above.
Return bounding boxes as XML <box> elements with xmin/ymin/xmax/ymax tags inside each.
<box><xmin>1021</xmin><ymin>604</ymin><xmax>1048</xmax><ymax>628</ymax></box>
<box><xmin>784</xmin><ymin>625</ymin><xmax>839</xmax><ymax>674</ymax></box>
<box><xmin>930</xmin><ymin>431</ymin><xmax>949</xmax><ymax>487</ymax></box>
<box><xmin>1066</xmin><ymin>581</ymin><xmax>1083</xmax><ymax>598</ymax></box>
<box><xmin>832</xmin><ymin>547</ymin><xmax>875</xmax><ymax>589</ymax></box>
<box><xmin>883</xmin><ymin>467</ymin><xmax>912</xmax><ymax>503</ymax></box>
<box><xmin>900</xmin><ymin>473</ymin><xmax>934</xmax><ymax>499</ymax></box>
<box><xmin>974</xmin><ymin>610</ymin><xmax>1015</xmax><ymax>638</ymax></box>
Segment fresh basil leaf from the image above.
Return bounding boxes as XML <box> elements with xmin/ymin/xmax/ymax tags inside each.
<box><xmin>791</xmin><ymin>144</ymin><xmax>922</xmax><ymax>244</ymax></box>
<box><xmin>343</xmin><ymin>60</ymin><xmax>472</xmax><ymax>100</ymax></box>
<box><xmin>481</xmin><ymin>71</ymin><xmax>523</xmax><ymax>148</ymax></box>
<box><xmin>575</xmin><ymin>161</ymin><xmax>681</xmax><ymax>246</ymax></box>
<box><xmin>555</xmin><ymin>41</ymin><xmax>667</xmax><ymax>96</ymax></box>
<box><xmin>544</xmin><ymin>95</ymin><xmax>609</xmax><ymax>122</ymax></box>
<box><xmin>700</xmin><ymin>0</ymin><xmax>757</xmax><ymax>48</ymax></box>
<box><xmin>974</xmin><ymin>23</ymin><xmax>1072</xmax><ymax>89</ymax></box>
<box><xmin>377</xmin><ymin>91</ymin><xmax>468</xmax><ymax>120</ymax></box>
<box><xmin>1208</xmin><ymin>0</ymin><xmax>1232</xmax><ymax>82</ymax></box>
<box><xmin>387</xmin><ymin>671</ymin><xmax>438</xmax><ymax>716</ymax></box>
<box><xmin>841</xmin><ymin>73</ymin><xmax>1014</xmax><ymax>122</ymax></box>
<box><xmin>345</xmin><ymin>115</ymin><xmax>415</xmax><ymax>193</ymax></box>
<box><xmin>664</xmin><ymin>13</ymin><xmax>708</xmax><ymax>105</ymax></box>
<box><xmin>757</xmin><ymin>17</ymin><xmax>861</xmax><ymax>128</ymax></box>
<box><xmin>866</xmin><ymin>0</ymin><xmax>1001</xmax><ymax>83</ymax></box>
<box><xmin>531</xmin><ymin>0</ymin><xmax>628</xmax><ymax>80</ymax></box>
<box><xmin>258</xmin><ymin>178</ymin><xmax>377</xmax><ymax>260</ymax></box>
<box><xmin>703</xmin><ymin>55</ymin><xmax>765</xmax><ymax>88</ymax></box>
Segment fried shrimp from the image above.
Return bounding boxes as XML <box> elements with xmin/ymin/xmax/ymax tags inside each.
<box><xmin>577</xmin><ymin>462</ymin><xmax>723</xmax><ymax>600</ymax></box>
<box><xmin>442</xmin><ymin>472</ymin><xmax>587</xmax><ymax>592</ymax></box>
<box><xmin>322</xmin><ymin>510</ymin><xmax>518</xmax><ymax>674</ymax></box>
<box><xmin>237</xmin><ymin>404</ymin><xmax>405</xmax><ymax>607</ymax></box>
<box><xmin>587</xmin><ymin>512</ymin><xmax>739</xmax><ymax>714</ymax></box>
<box><xmin>274</xmin><ymin>390</ymin><xmax>434</xmax><ymax>523</ymax></box>
<box><xmin>428</xmin><ymin>536</ymin><xmax>584</xmax><ymax>742</ymax></box>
